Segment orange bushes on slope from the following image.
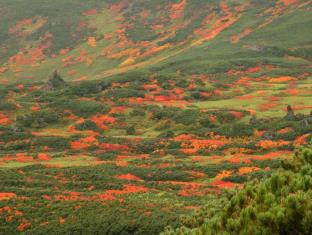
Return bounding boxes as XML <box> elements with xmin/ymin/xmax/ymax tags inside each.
<box><xmin>90</xmin><ymin>115</ymin><xmax>116</xmax><ymax>130</ymax></box>
<box><xmin>215</xmin><ymin>170</ymin><xmax>233</xmax><ymax>180</ymax></box>
<box><xmin>258</xmin><ymin>102</ymin><xmax>279</xmax><ymax>111</ymax></box>
<box><xmin>193</xmin><ymin>9</ymin><xmax>241</xmax><ymax>45</ymax></box>
<box><xmin>257</xmin><ymin>140</ymin><xmax>290</xmax><ymax>149</ymax></box>
<box><xmin>269</xmin><ymin>76</ymin><xmax>296</xmax><ymax>83</ymax></box>
<box><xmin>211</xmin><ymin>180</ymin><xmax>237</xmax><ymax>189</ymax></box>
<box><xmin>83</xmin><ymin>8</ymin><xmax>97</xmax><ymax>16</ymax></box>
<box><xmin>0</xmin><ymin>113</ymin><xmax>10</xmax><ymax>125</ymax></box>
<box><xmin>37</xmin><ymin>153</ymin><xmax>52</xmax><ymax>161</ymax></box>
<box><xmin>170</xmin><ymin>0</ymin><xmax>187</xmax><ymax>20</ymax></box>
<box><xmin>230</xmin><ymin>111</ymin><xmax>244</xmax><ymax>119</ymax></box>
<box><xmin>116</xmin><ymin>155</ymin><xmax>149</xmax><ymax>161</ymax></box>
<box><xmin>181</xmin><ymin>139</ymin><xmax>228</xmax><ymax>154</ymax></box>
<box><xmin>0</xmin><ymin>193</ymin><xmax>16</xmax><ymax>201</ymax></box>
<box><xmin>238</xmin><ymin>167</ymin><xmax>261</xmax><ymax>175</ymax></box>
<box><xmin>87</xmin><ymin>37</ymin><xmax>97</xmax><ymax>47</ymax></box>
<box><xmin>110</xmin><ymin>0</ymin><xmax>129</xmax><ymax>13</ymax></box>
<box><xmin>31</xmin><ymin>105</ymin><xmax>41</xmax><ymax>111</ymax></box>
<box><xmin>97</xmin><ymin>184</ymin><xmax>148</xmax><ymax>201</ymax></box>
<box><xmin>116</xmin><ymin>174</ymin><xmax>143</xmax><ymax>181</ymax></box>
<box><xmin>17</xmin><ymin>220</ymin><xmax>31</xmax><ymax>231</ymax></box>
<box><xmin>99</xmin><ymin>143</ymin><xmax>129</xmax><ymax>152</ymax></box>
<box><xmin>277</xmin><ymin>127</ymin><xmax>293</xmax><ymax>134</ymax></box>
<box><xmin>70</xmin><ymin>136</ymin><xmax>98</xmax><ymax>150</ymax></box>
<box><xmin>283</xmin><ymin>0</ymin><xmax>298</xmax><ymax>6</ymax></box>
<box><xmin>15</xmin><ymin>153</ymin><xmax>34</xmax><ymax>162</ymax></box>
<box><xmin>140</xmin><ymin>44</ymin><xmax>171</xmax><ymax>58</ymax></box>
<box><xmin>231</xmin><ymin>28</ymin><xmax>253</xmax><ymax>43</ymax></box>
<box><xmin>294</xmin><ymin>134</ymin><xmax>310</xmax><ymax>147</ymax></box>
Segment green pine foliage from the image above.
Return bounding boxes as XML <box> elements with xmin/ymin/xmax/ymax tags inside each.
<box><xmin>162</xmin><ymin>147</ymin><xmax>312</xmax><ymax>235</ymax></box>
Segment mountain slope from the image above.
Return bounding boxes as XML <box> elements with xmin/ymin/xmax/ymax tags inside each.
<box><xmin>0</xmin><ymin>0</ymin><xmax>311</xmax><ymax>83</ymax></box>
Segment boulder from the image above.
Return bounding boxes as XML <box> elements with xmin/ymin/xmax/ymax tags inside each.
<box><xmin>47</xmin><ymin>70</ymin><xmax>65</xmax><ymax>90</ymax></box>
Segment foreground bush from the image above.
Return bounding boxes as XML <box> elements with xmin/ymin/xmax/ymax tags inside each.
<box><xmin>162</xmin><ymin>146</ymin><xmax>312</xmax><ymax>235</ymax></box>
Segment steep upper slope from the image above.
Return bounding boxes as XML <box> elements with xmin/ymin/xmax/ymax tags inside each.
<box><xmin>0</xmin><ymin>0</ymin><xmax>311</xmax><ymax>83</ymax></box>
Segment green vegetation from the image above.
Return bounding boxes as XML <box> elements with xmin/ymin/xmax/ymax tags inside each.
<box><xmin>16</xmin><ymin>110</ymin><xmax>60</xmax><ymax>128</ymax></box>
<box><xmin>0</xmin><ymin>0</ymin><xmax>311</xmax><ymax>234</ymax></box>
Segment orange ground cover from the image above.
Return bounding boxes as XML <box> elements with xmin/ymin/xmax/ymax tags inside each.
<box><xmin>174</xmin><ymin>134</ymin><xmax>196</xmax><ymax>141</ymax></box>
<box><xmin>277</xmin><ymin>127</ymin><xmax>293</xmax><ymax>134</ymax></box>
<box><xmin>110</xmin><ymin>0</ymin><xmax>129</xmax><ymax>13</ymax></box>
<box><xmin>97</xmin><ymin>184</ymin><xmax>149</xmax><ymax>201</ymax></box>
<box><xmin>231</xmin><ymin>28</ymin><xmax>253</xmax><ymax>43</ymax></box>
<box><xmin>187</xmin><ymin>170</ymin><xmax>206</xmax><ymax>178</ymax></box>
<box><xmin>99</xmin><ymin>143</ymin><xmax>129</xmax><ymax>152</ymax></box>
<box><xmin>194</xmin><ymin>8</ymin><xmax>241</xmax><ymax>45</ymax></box>
<box><xmin>269</xmin><ymin>76</ymin><xmax>296</xmax><ymax>83</ymax></box>
<box><xmin>230</xmin><ymin>111</ymin><xmax>244</xmax><ymax>119</ymax></box>
<box><xmin>15</xmin><ymin>153</ymin><xmax>34</xmax><ymax>162</ymax></box>
<box><xmin>226</xmin><ymin>151</ymin><xmax>291</xmax><ymax>163</ymax></box>
<box><xmin>116</xmin><ymin>154</ymin><xmax>149</xmax><ymax>161</ymax></box>
<box><xmin>179</xmin><ymin>185</ymin><xmax>204</xmax><ymax>197</ymax></box>
<box><xmin>83</xmin><ymin>8</ymin><xmax>97</xmax><ymax>16</ymax></box>
<box><xmin>251</xmin><ymin>151</ymin><xmax>292</xmax><ymax>161</ymax></box>
<box><xmin>181</xmin><ymin>138</ymin><xmax>229</xmax><ymax>154</ymax></box>
<box><xmin>0</xmin><ymin>193</ymin><xmax>16</xmax><ymax>200</ymax></box>
<box><xmin>257</xmin><ymin>140</ymin><xmax>290</xmax><ymax>149</ymax></box>
<box><xmin>283</xmin><ymin>0</ymin><xmax>298</xmax><ymax>6</ymax></box>
<box><xmin>9</xmin><ymin>18</ymin><xmax>33</xmax><ymax>34</ymax></box>
<box><xmin>0</xmin><ymin>67</ymin><xmax>7</xmax><ymax>74</ymax></box>
<box><xmin>17</xmin><ymin>221</ymin><xmax>31</xmax><ymax>231</ymax></box>
<box><xmin>116</xmin><ymin>174</ymin><xmax>143</xmax><ymax>181</ymax></box>
<box><xmin>0</xmin><ymin>114</ymin><xmax>10</xmax><ymax>125</ymax></box>
<box><xmin>209</xmin><ymin>115</ymin><xmax>218</xmax><ymax>123</ymax></box>
<box><xmin>294</xmin><ymin>134</ymin><xmax>310</xmax><ymax>147</ymax></box>
<box><xmin>200</xmin><ymin>92</ymin><xmax>212</xmax><ymax>98</ymax></box>
<box><xmin>110</xmin><ymin>106</ymin><xmax>127</xmax><ymax>114</ymax></box>
<box><xmin>67</xmin><ymin>69</ymin><xmax>77</xmax><ymax>76</ymax></box>
<box><xmin>211</xmin><ymin>180</ymin><xmax>237</xmax><ymax>189</ymax></box>
<box><xmin>285</xmin><ymin>89</ymin><xmax>299</xmax><ymax>96</ymax></box>
<box><xmin>141</xmin><ymin>44</ymin><xmax>171</xmax><ymax>58</ymax></box>
<box><xmin>87</xmin><ymin>37</ymin><xmax>97</xmax><ymax>47</ymax></box>
<box><xmin>70</xmin><ymin>136</ymin><xmax>98</xmax><ymax>150</ymax></box>
<box><xmin>170</xmin><ymin>0</ymin><xmax>187</xmax><ymax>20</ymax></box>
<box><xmin>91</xmin><ymin>115</ymin><xmax>116</xmax><ymax>130</ymax></box>
<box><xmin>258</xmin><ymin>102</ymin><xmax>279</xmax><ymax>111</ymax></box>
<box><xmin>238</xmin><ymin>95</ymin><xmax>255</xmax><ymax>100</ymax></box>
<box><xmin>215</xmin><ymin>170</ymin><xmax>233</xmax><ymax>180</ymax></box>
<box><xmin>37</xmin><ymin>153</ymin><xmax>52</xmax><ymax>161</ymax></box>
<box><xmin>59</xmin><ymin>217</ymin><xmax>66</xmax><ymax>224</ymax></box>
<box><xmin>31</xmin><ymin>105</ymin><xmax>41</xmax><ymax>111</ymax></box>
<box><xmin>143</xmin><ymin>84</ymin><xmax>159</xmax><ymax>90</ymax></box>
<box><xmin>59</xmin><ymin>48</ymin><xmax>70</xmax><ymax>55</ymax></box>
<box><xmin>238</xmin><ymin>166</ymin><xmax>261</xmax><ymax>175</ymax></box>
<box><xmin>283</xmin><ymin>105</ymin><xmax>312</xmax><ymax>111</ymax></box>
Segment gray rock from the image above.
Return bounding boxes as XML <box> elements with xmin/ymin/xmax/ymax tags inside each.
<box><xmin>47</xmin><ymin>70</ymin><xmax>65</xmax><ymax>90</ymax></box>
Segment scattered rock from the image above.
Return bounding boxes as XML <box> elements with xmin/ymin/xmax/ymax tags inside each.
<box><xmin>249</xmin><ymin>116</ymin><xmax>257</xmax><ymax>126</ymax></box>
<box><xmin>263</xmin><ymin>131</ymin><xmax>274</xmax><ymax>140</ymax></box>
<box><xmin>285</xmin><ymin>105</ymin><xmax>295</xmax><ymax>119</ymax></box>
<box><xmin>47</xmin><ymin>70</ymin><xmax>66</xmax><ymax>90</ymax></box>
<box><xmin>96</xmin><ymin>81</ymin><xmax>110</xmax><ymax>91</ymax></box>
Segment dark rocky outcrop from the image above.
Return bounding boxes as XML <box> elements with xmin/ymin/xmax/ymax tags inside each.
<box><xmin>249</xmin><ymin>116</ymin><xmax>257</xmax><ymax>126</ymax></box>
<box><xmin>285</xmin><ymin>105</ymin><xmax>295</xmax><ymax>119</ymax></box>
<box><xmin>47</xmin><ymin>70</ymin><xmax>66</xmax><ymax>90</ymax></box>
